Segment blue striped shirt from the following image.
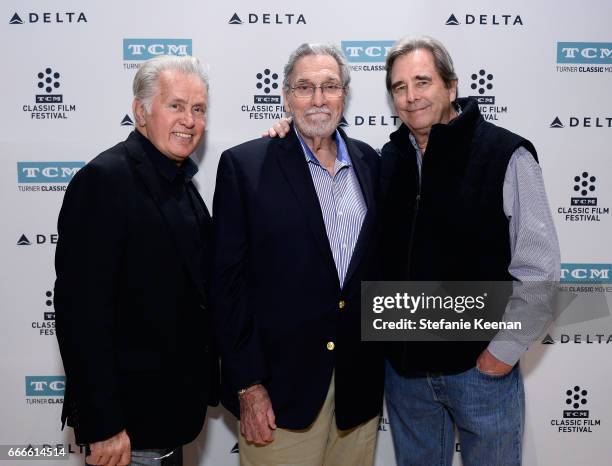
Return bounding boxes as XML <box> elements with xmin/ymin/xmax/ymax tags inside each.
<box><xmin>295</xmin><ymin>128</ymin><xmax>367</xmax><ymax>287</ymax></box>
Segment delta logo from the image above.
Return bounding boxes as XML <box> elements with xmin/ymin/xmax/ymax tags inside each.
<box><xmin>445</xmin><ymin>13</ymin><xmax>523</xmax><ymax>26</ymax></box>
<box><xmin>16</xmin><ymin>234</ymin><xmax>58</xmax><ymax>246</ymax></box>
<box><xmin>228</xmin><ymin>12</ymin><xmax>306</xmax><ymax>25</ymax></box>
<box><xmin>9</xmin><ymin>12</ymin><xmax>87</xmax><ymax>24</ymax></box>
<box><xmin>120</xmin><ymin>114</ymin><xmax>134</xmax><ymax>126</ymax></box>
<box><xmin>549</xmin><ymin>116</ymin><xmax>612</xmax><ymax>128</ymax></box>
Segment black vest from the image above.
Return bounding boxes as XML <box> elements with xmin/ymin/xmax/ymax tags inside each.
<box><xmin>380</xmin><ymin>97</ymin><xmax>537</xmax><ymax>373</ymax></box>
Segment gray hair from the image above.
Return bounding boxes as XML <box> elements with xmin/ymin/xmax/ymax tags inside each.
<box><xmin>133</xmin><ymin>55</ymin><xmax>208</xmax><ymax>113</ymax></box>
<box><xmin>283</xmin><ymin>43</ymin><xmax>351</xmax><ymax>89</ymax></box>
<box><xmin>385</xmin><ymin>36</ymin><xmax>457</xmax><ymax>92</ymax></box>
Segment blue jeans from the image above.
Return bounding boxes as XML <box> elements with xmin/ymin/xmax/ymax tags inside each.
<box><xmin>385</xmin><ymin>361</ymin><xmax>524</xmax><ymax>466</ymax></box>
<box><xmin>86</xmin><ymin>447</ymin><xmax>182</xmax><ymax>466</ymax></box>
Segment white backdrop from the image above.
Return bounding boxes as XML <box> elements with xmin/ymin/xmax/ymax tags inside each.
<box><xmin>1</xmin><ymin>0</ymin><xmax>611</xmax><ymax>464</ymax></box>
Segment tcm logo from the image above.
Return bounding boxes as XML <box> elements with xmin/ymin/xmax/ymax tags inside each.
<box><xmin>254</xmin><ymin>68</ymin><xmax>281</xmax><ymax>104</ymax></box>
<box><xmin>469</xmin><ymin>68</ymin><xmax>495</xmax><ymax>104</ymax></box>
<box><xmin>570</xmin><ymin>172</ymin><xmax>597</xmax><ymax>206</ymax></box>
<box><xmin>557</xmin><ymin>43</ymin><xmax>612</xmax><ymax>64</ymax></box>
<box><xmin>9</xmin><ymin>12</ymin><xmax>87</xmax><ymax>24</ymax></box>
<box><xmin>341</xmin><ymin>41</ymin><xmax>394</xmax><ymax>63</ymax></box>
<box><xmin>25</xmin><ymin>376</ymin><xmax>65</xmax><ymax>396</ymax></box>
<box><xmin>36</xmin><ymin>67</ymin><xmax>62</xmax><ymax>103</ymax></box>
<box><xmin>123</xmin><ymin>39</ymin><xmax>192</xmax><ymax>60</ymax></box>
<box><xmin>45</xmin><ymin>290</ymin><xmax>55</xmax><ymax>319</ymax></box>
<box><xmin>17</xmin><ymin>162</ymin><xmax>84</xmax><ymax>183</ymax></box>
<box><xmin>563</xmin><ymin>386</ymin><xmax>589</xmax><ymax>418</ymax></box>
<box><xmin>560</xmin><ymin>264</ymin><xmax>612</xmax><ymax>284</ymax></box>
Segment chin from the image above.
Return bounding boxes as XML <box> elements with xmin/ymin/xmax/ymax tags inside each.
<box><xmin>299</xmin><ymin>119</ymin><xmax>339</xmax><ymax>138</ymax></box>
<box><xmin>301</xmin><ymin>126</ymin><xmax>336</xmax><ymax>139</ymax></box>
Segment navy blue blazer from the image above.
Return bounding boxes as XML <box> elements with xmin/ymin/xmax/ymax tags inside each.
<box><xmin>211</xmin><ymin>126</ymin><xmax>384</xmax><ymax>430</ymax></box>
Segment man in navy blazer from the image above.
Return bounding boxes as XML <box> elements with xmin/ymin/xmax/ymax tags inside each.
<box><xmin>54</xmin><ymin>56</ymin><xmax>218</xmax><ymax>466</ymax></box>
<box><xmin>212</xmin><ymin>43</ymin><xmax>384</xmax><ymax>466</ymax></box>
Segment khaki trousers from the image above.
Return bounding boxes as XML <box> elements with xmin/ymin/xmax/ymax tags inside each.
<box><xmin>238</xmin><ymin>377</ymin><xmax>378</xmax><ymax>466</ymax></box>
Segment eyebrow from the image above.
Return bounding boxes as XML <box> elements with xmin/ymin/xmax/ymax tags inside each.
<box><xmin>293</xmin><ymin>76</ymin><xmax>341</xmax><ymax>85</ymax></box>
<box><xmin>166</xmin><ymin>96</ymin><xmax>188</xmax><ymax>103</ymax></box>
<box><xmin>167</xmin><ymin>96</ymin><xmax>205</xmax><ymax>106</ymax></box>
<box><xmin>415</xmin><ymin>75</ymin><xmax>432</xmax><ymax>81</ymax></box>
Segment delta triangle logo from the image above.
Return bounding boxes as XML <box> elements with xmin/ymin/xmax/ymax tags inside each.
<box><xmin>338</xmin><ymin>116</ymin><xmax>349</xmax><ymax>127</ymax></box>
<box><xmin>550</xmin><ymin>116</ymin><xmax>564</xmax><ymax>128</ymax></box>
<box><xmin>230</xmin><ymin>442</ymin><xmax>239</xmax><ymax>453</ymax></box>
<box><xmin>9</xmin><ymin>12</ymin><xmax>24</xmax><ymax>24</ymax></box>
<box><xmin>120</xmin><ymin>114</ymin><xmax>134</xmax><ymax>126</ymax></box>
<box><xmin>446</xmin><ymin>14</ymin><xmax>460</xmax><ymax>25</ymax></box>
<box><xmin>17</xmin><ymin>234</ymin><xmax>31</xmax><ymax>246</ymax></box>
<box><xmin>229</xmin><ymin>13</ymin><xmax>243</xmax><ymax>25</ymax></box>
<box><xmin>542</xmin><ymin>334</ymin><xmax>555</xmax><ymax>344</ymax></box>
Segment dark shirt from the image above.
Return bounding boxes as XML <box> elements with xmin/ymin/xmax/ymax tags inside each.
<box><xmin>134</xmin><ymin>130</ymin><xmax>206</xmax><ymax>254</ymax></box>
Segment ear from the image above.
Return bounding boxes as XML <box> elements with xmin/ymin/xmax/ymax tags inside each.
<box><xmin>132</xmin><ymin>99</ymin><xmax>146</xmax><ymax>127</ymax></box>
<box><xmin>448</xmin><ymin>79</ymin><xmax>458</xmax><ymax>103</ymax></box>
<box><xmin>282</xmin><ymin>89</ymin><xmax>292</xmax><ymax>114</ymax></box>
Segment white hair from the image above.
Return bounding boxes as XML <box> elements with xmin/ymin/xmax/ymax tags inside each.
<box><xmin>133</xmin><ymin>55</ymin><xmax>208</xmax><ymax>113</ymax></box>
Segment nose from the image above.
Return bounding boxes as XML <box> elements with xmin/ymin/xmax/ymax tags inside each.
<box><xmin>312</xmin><ymin>86</ymin><xmax>325</xmax><ymax>106</ymax></box>
<box><xmin>181</xmin><ymin>110</ymin><xmax>196</xmax><ymax>128</ymax></box>
<box><xmin>404</xmin><ymin>85</ymin><xmax>417</xmax><ymax>103</ymax></box>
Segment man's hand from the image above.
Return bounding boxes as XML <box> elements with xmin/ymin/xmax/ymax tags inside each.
<box><xmin>86</xmin><ymin>429</ymin><xmax>131</xmax><ymax>466</ymax></box>
<box><xmin>239</xmin><ymin>384</ymin><xmax>277</xmax><ymax>444</ymax></box>
<box><xmin>261</xmin><ymin>117</ymin><xmax>292</xmax><ymax>138</ymax></box>
<box><xmin>476</xmin><ymin>349</ymin><xmax>514</xmax><ymax>376</ymax></box>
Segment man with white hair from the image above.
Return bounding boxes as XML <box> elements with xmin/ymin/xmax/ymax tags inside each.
<box><xmin>55</xmin><ymin>55</ymin><xmax>219</xmax><ymax>466</ymax></box>
<box><xmin>212</xmin><ymin>43</ymin><xmax>384</xmax><ymax>466</ymax></box>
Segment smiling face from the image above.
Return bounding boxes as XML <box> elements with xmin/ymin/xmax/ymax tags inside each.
<box><xmin>284</xmin><ymin>54</ymin><xmax>345</xmax><ymax>139</ymax></box>
<box><xmin>390</xmin><ymin>49</ymin><xmax>457</xmax><ymax>137</ymax></box>
<box><xmin>133</xmin><ymin>69</ymin><xmax>207</xmax><ymax>164</ymax></box>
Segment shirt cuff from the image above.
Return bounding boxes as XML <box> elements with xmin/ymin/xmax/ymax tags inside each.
<box><xmin>487</xmin><ymin>337</ymin><xmax>527</xmax><ymax>367</ymax></box>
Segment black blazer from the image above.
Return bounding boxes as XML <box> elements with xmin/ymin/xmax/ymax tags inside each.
<box><xmin>54</xmin><ymin>131</ymin><xmax>219</xmax><ymax>449</ymax></box>
<box><xmin>211</xmin><ymin>126</ymin><xmax>384</xmax><ymax>430</ymax></box>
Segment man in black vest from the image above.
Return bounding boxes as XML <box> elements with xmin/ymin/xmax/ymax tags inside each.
<box><xmin>380</xmin><ymin>37</ymin><xmax>560</xmax><ymax>465</ymax></box>
<box><xmin>54</xmin><ymin>55</ymin><xmax>219</xmax><ymax>466</ymax></box>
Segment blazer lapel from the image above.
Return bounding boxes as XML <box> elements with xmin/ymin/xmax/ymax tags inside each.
<box><xmin>125</xmin><ymin>132</ymin><xmax>208</xmax><ymax>301</ymax></box>
<box><xmin>274</xmin><ymin>128</ymin><xmax>338</xmax><ymax>284</ymax></box>
<box><xmin>342</xmin><ymin>133</ymin><xmax>377</xmax><ymax>289</ymax></box>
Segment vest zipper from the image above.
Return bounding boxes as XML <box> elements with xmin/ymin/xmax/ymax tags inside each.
<box><xmin>404</xmin><ymin>163</ymin><xmax>421</xmax><ymax>278</ymax></box>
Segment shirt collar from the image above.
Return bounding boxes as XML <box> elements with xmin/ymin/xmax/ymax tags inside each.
<box><xmin>134</xmin><ymin>130</ymin><xmax>198</xmax><ymax>183</ymax></box>
<box><xmin>294</xmin><ymin>126</ymin><xmax>351</xmax><ymax>167</ymax></box>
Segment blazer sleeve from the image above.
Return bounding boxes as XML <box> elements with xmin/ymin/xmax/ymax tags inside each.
<box><xmin>211</xmin><ymin>150</ymin><xmax>268</xmax><ymax>394</ymax></box>
<box><xmin>54</xmin><ymin>162</ymin><xmax>127</xmax><ymax>443</ymax></box>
